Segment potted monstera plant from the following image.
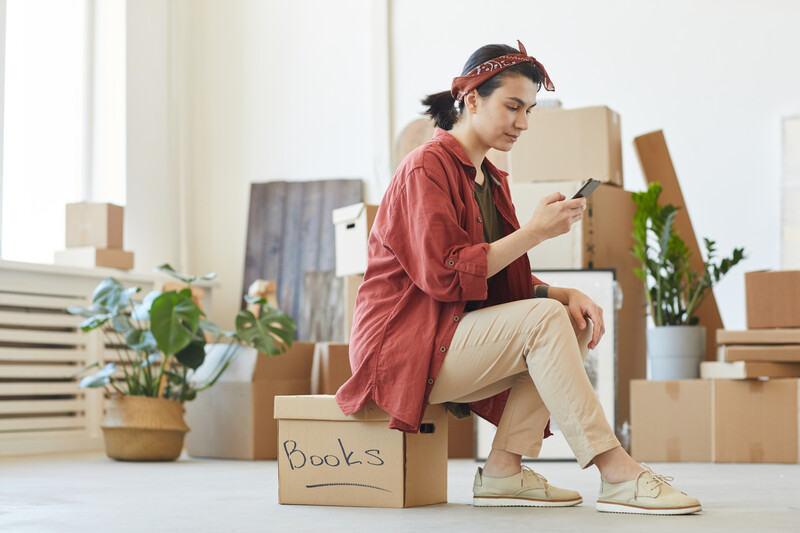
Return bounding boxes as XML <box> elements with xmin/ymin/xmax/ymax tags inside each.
<box><xmin>631</xmin><ymin>183</ymin><xmax>746</xmax><ymax>379</ymax></box>
<box><xmin>68</xmin><ymin>264</ymin><xmax>295</xmax><ymax>461</ymax></box>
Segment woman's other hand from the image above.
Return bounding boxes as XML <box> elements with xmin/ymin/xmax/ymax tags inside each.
<box><xmin>566</xmin><ymin>289</ymin><xmax>605</xmax><ymax>350</ymax></box>
<box><xmin>523</xmin><ymin>192</ymin><xmax>585</xmax><ymax>242</ymax></box>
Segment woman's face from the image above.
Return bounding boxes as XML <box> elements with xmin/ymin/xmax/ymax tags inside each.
<box><xmin>471</xmin><ymin>74</ymin><xmax>538</xmax><ymax>152</ymax></box>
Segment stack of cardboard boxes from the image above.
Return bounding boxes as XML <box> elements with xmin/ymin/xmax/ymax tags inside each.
<box><xmin>55</xmin><ymin>202</ymin><xmax>134</xmax><ymax>269</ymax></box>
<box><xmin>631</xmin><ymin>270</ymin><xmax>800</xmax><ymax>463</ymax></box>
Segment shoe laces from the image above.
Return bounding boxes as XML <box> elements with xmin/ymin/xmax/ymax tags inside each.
<box><xmin>635</xmin><ymin>463</ymin><xmax>674</xmax><ymax>499</ymax></box>
<box><xmin>520</xmin><ymin>465</ymin><xmax>548</xmax><ymax>486</ymax></box>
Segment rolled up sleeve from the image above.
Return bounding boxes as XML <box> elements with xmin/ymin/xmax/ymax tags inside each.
<box><xmin>382</xmin><ymin>167</ymin><xmax>488</xmax><ymax>303</ymax></box>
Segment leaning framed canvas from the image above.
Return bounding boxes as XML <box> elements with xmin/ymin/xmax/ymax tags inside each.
<box><xmin>475</xmin><ymin>269</ymin><xmax>618</xmax><ymax>461</ymax></box>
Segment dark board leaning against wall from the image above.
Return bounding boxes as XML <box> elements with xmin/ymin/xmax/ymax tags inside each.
<box><xmin>243</xmin><ymin>180</ymin><xmax>363</xmax><ymax>341</ymax></box>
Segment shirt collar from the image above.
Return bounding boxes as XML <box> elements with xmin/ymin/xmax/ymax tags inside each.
<box><xmin>432</xmin><ymin>128</ymin><xmax>509</xmax><ymax>185</ymax></box>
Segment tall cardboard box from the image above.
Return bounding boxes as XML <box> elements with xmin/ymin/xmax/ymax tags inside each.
<box><xmin>511</xmin><ymin>181</ymin><xmax>646</xmax><ymax>431</ymax></box>
<box><xmin>745</xmin><ymin>270</ymin><xmax>800</xmax><ymax>328</ymax></box>
<box><xmin>630</xmin><ymin>380</ymin><xmax>713</xmax><ymax>462</ymax></box>
<box><xmin>184</xmin><ymin>342</ymin><xmax>315</xmax><ymax>460</ymax></box>
<box><xmin>332</xmin><ymin>203</ymin><xmax>379</xmax><ymax>277</ymax></box>
<box><xmin>66</xmin><ymin>202</ymin><xmax>124</xmax><ymax>249</ymax></box>
<box><xmin>311</xmin><ymin>343</ymin><xmax>352</xmax><ymax>395</ymax></box>
<box><xmin>275</xmin><ymin>395</ymin><xmax>447</xmax><ymax>508</ymax></box>
<box><xmin>508</xmin><ymin>106</ymin><xmax>622</xmax><ymax>185</ymax></box>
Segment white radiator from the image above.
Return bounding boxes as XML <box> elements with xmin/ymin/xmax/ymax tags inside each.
<box><xmin>0</xmin><ymin>260</ymin><xmax>214</xmax><ymax>457</ymax></box>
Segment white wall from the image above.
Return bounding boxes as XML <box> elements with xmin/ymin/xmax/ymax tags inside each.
<box><xmin>391</xmin><ymin>0</ymin><xmax>800</xmax><ymax>329</ymax></box>
<box><xmin>124</xmin><ymin>0</ymin><xmax>181</xmax><ymax>275</ymax></box>
<box><xmin>182</xmin><ymin>0</ymin><xmax>384</xmax><ymax>329</ymax></box>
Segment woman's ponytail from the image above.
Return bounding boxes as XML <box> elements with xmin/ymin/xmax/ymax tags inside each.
<box><xmin>421</xmin><ymin>90</ymin><xmax>459</xmax><ymax>130</ymax></box>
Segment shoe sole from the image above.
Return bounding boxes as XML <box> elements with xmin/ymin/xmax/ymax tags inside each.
<box><xmin>596</xmin><ymin>501</ymin><xmax>702</xmax><ymax>515</ymax></box>
<box><xmin>474</xmin><ymin>496</ymin><xmax>583</xmax><ymax>507</ymax></box>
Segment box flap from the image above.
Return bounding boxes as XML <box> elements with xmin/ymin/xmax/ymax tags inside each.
<box><xmin>332</xmin><ymin>203</ymin><xmax>366</xmax><ymax>225</ymax></box>
<box><xmin>274</xmin><ymin>394</ymin><xmax>445</xmax><ymax>422</ymax></box>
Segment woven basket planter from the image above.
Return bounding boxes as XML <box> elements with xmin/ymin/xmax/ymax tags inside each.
<box><xmin>101</xmin><ymin>396</ymin><xmax>190</xmax><ymax>461</ymax></box>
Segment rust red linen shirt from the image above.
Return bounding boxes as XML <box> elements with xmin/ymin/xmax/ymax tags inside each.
<box><xmin>335</xmin><ymin>128</ymin><xmax>546</xmax><ymax>433</ymax></box>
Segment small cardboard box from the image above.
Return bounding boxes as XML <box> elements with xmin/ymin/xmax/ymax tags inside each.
<box><xmin>275</xmin><ymin>395</ymin><xmax>447</xmax><ymax>507</ymax></box>
<box><xmin>701</xmin><ymin>360</ymin><xmax>800</xmax><ymax>379</ymax></box>
<box><xmin>332</xmin><ymin>203</ymin><xmax>378</xmax><ymax>277</ymax></box>
<box><xmin>54</xmin><ymin>247</ymin><xmax>134</xmax><ymax>270</ymax></box>
<box><xmin>311</xmin><ymin>343</ymin><xmax>352</xmax><ymax>395</ymax></box>
<box><xmin>343</xmin><ymin>274</ymin><xmax>364</xmax><ymax>342</ymax></box>
<box><xmin>717</xmin><ymin>345</ymin><xmax>800</xmax><ymax>363</ymax></box>
<box><xmin>510</xmin><ymin>181</ymin><xmax>646</xmax><ymax>430</ymax></box>
<box><xmin>631</xmin><ymin>379</ymin><xmax>800</xmax><ymax>463</ymax></box>
<box><xmin>630</xmin><ymin>379</ymin><xmax>713</xmax><ymax>462</ymax></box>
<box><xmin>508</xmin><ymin>106</ymin><xmax>622</xmax><ymax>185</ymax></box>
<box><xmin>66</xmin><ymin>202</ymin><xmax>124</xmax><ymax>249</ymax></box>
<box><xmin>745</xmin><ymin>270</ymin><xmax>800</xmax><ymax>328</ymax></box>
<box><xmin>184</xmin><ymin>342</ymin><xmax>315</xmax><ymax>460</ymax></box>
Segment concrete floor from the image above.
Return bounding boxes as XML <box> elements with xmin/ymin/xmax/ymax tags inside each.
<box><xmin>1</xmin><ymin>453</ymin><xmax>797</xmax><ymax>532</ymax></box>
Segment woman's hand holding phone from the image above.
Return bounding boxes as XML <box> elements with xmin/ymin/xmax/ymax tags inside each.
<box><xmin>524</xmin><ymin>192</ymin><xmax>585</xmax><ymax>242</ymax></box>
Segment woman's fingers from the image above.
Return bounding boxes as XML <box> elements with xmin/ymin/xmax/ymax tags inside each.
<box><xmin>586</xmin><ymin>305</ymin><xmax>604</xmax><ymax>348</ymax></box>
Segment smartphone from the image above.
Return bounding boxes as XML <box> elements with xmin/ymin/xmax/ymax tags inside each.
<box><xmin>571</xmin><ymin>178</ymin><xmax>601</xmax><ymax>199</ymax></box>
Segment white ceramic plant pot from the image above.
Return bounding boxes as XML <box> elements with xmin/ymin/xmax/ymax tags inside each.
<box><xmin>646</xmin><ymin>325</ymin><xmax>706</xmax><ymax>380</ymax></box>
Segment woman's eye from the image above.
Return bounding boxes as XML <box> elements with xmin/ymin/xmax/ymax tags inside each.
<box><xmin>526</xmin><ymin>109</ymin><xmax>532</xmax><ymax>116</ymax></box>
<box><xmin>507</xmin><ymin>106</ymin><xmax>519</xmax><ymax>111</ymax></box>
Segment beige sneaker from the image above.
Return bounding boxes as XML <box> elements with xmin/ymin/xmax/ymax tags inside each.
<box><xmin>473</xmin><ymin>466</ymin><xmax>583</xmax><ymax>507</ymax></box>
<box><xmin>596</xmin><ymin>464</ymin><xmax>702</xmax><ymax>515</ymax></box>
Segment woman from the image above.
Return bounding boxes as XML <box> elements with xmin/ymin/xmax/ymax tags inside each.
<box><xmin>336</xmin><ymin>41</ymin><xmax>701</xmax><ymax>515</ymax></box>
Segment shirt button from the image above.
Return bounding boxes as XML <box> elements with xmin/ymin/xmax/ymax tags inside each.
<box><xmin>477</xmin><ymin>216</ymin><xmax>483</xmax><ymax>223</ymax></box>
<box><xmin>440</xmin><ymin>346</ymin><xmax>446</xmax><ymax>352</ymax></box>
<box><xmin>448</xmin><ymin>260</ymin><xmax>455</xmax><ymax>266</ymax></box>
<box><xmin>427</xmin><ymin>378</ymin><xmax>434</xmax><ymax>385</ymax></box>
<box><xmin>454</xmin><ymin>316</ymin><xmax>459</xmax><ymax>322</ymax></box>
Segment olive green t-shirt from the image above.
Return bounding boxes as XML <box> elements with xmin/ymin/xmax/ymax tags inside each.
<box><xmin>465</xmin><ymin>165</ymin><xmax>505</xmax><ymax>312</ymax></box>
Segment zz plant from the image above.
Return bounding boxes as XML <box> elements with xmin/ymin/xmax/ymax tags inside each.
<box><xmin>631</xmin><ymin>183</ymin><xmax>745</xmax><ymax>326</ymax></box>
<box><xmin>68</xmin><ymin>264</ymin><xmax>295</xmax><ymax>402</ymax></box>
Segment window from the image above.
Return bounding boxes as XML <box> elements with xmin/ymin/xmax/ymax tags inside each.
<box><xmin>1</xmin><ymin>0</ymin><xmax>87</xmax><ymax>263</ymax></box>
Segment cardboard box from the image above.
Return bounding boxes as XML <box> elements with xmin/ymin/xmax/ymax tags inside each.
<box><xmin>507</xmin><ymin>106</ymin><xmax>622</xmax><ymax>185</ymax></box>
<box><xmin>630</xmin><ymin>379</ymin><xmax>713</xmax><ymax>462</ymax></box>
<box><xmin>717</xmin><ymin>328</ymin><xmax>800</xmax><ymax>345</ymax></box>
<box><xmin>274</xmin><ymin>395</ymin><xmax>447</xmax><ymax>507</ymax></box>
<box><xmin>54</xmin><ymin>247</ymin><xmax>134</xmax><ymax>270</ymax></box>
<box><xmin>66</xmin><ymin>202</ymin><xmax>124</xmax><ymax>249</ymax></box>
<box><xmin>332</xmin><ymin>203</ymin><xmax>378</xmax><ymax>277</ymax></box>
<box><xmin>184</xmin><ymin>342</ymin><xmax>315</xmax><ymax>460</ymax></box>
<box><xmin>311</xmin><ymin>343</ymin><xmax>352</xmax><ymax>395</ymax></box>
<box><xmin>714</xmin><ymin>379</ymin><xmax>799</xmax><ymax>463</ymax></box>
<box><xmin>631</xmin><ymin>378</ymin><xmax>800</xmax><ymax>463</ymax></box>
<box><xmin>448</xmin><ymin>415</ymin><xmax>474</xmax><ymax>458</ymax></box>
<box><xmin>510</xmin><ymin>181</ymin><xmax>646</xmax><ymax>431</ymax></box>
<box><xmin>718</xmin><ymin>345</ymin><xmax>800</xmax><ymax>363</ymax></box>
<box><xmin>701</xmin><ymin>360</ymin><xmax>800</xmax><ymax>379</ymax></box>
<box><xmin>343</xmin><ymin>274</ymin><xmax>363</xmax><ymax>342</ymax></box>
<box><xmin>745</xmin><ymin>270</ymin><xmax>800</xmax><ymax>328</ymax></box>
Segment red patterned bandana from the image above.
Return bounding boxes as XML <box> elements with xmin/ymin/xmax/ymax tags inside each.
<box><xmin>450</xmin><ymin>40</ymin><xmax>555</xmax><ymax>103</ymax></box>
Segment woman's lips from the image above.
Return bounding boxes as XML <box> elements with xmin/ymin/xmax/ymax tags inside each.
<box><xmin>506</xmin><ymin>134</ymin><xmax>518</xmax><ymax>142</ymax></box>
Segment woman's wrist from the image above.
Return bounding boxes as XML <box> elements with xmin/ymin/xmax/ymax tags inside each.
<box><xmin>545</xmin><ymin>286</ymin><xmax>572</xmax><ymax>305</ymax></box>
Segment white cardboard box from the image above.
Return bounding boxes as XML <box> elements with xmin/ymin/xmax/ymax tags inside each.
<box><xmin>332</xmin><ymin>203</ymin><xmax>378</xmax><ymax>277</ymax></box>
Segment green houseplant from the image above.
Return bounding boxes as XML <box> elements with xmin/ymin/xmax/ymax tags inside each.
<box><xmin>67</xmin><ymin>264</ymin><xmax>295</xmax><ymax>460</ymax></box>
<box><xmin>631</xmin><ymin>183</ymin><xmax>745</xmax><ymax>378</ymax></box>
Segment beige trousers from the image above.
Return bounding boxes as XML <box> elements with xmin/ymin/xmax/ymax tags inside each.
<box><xmin>429</xmin><ymin>298</ymin><xmax>621</xmax><ymax>468</ymax></box>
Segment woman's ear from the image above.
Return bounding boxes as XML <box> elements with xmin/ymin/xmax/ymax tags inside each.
<box><xmin>464</xmin><ymin>89</ymin><xmax>480</xmax><ymax>114</ymax></box>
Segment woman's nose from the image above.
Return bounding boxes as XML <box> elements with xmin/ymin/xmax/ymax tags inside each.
<box><xmin>516</xmin><ymin>112</ymin><xmax>529</xmax><ymax>131</ymax></box>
